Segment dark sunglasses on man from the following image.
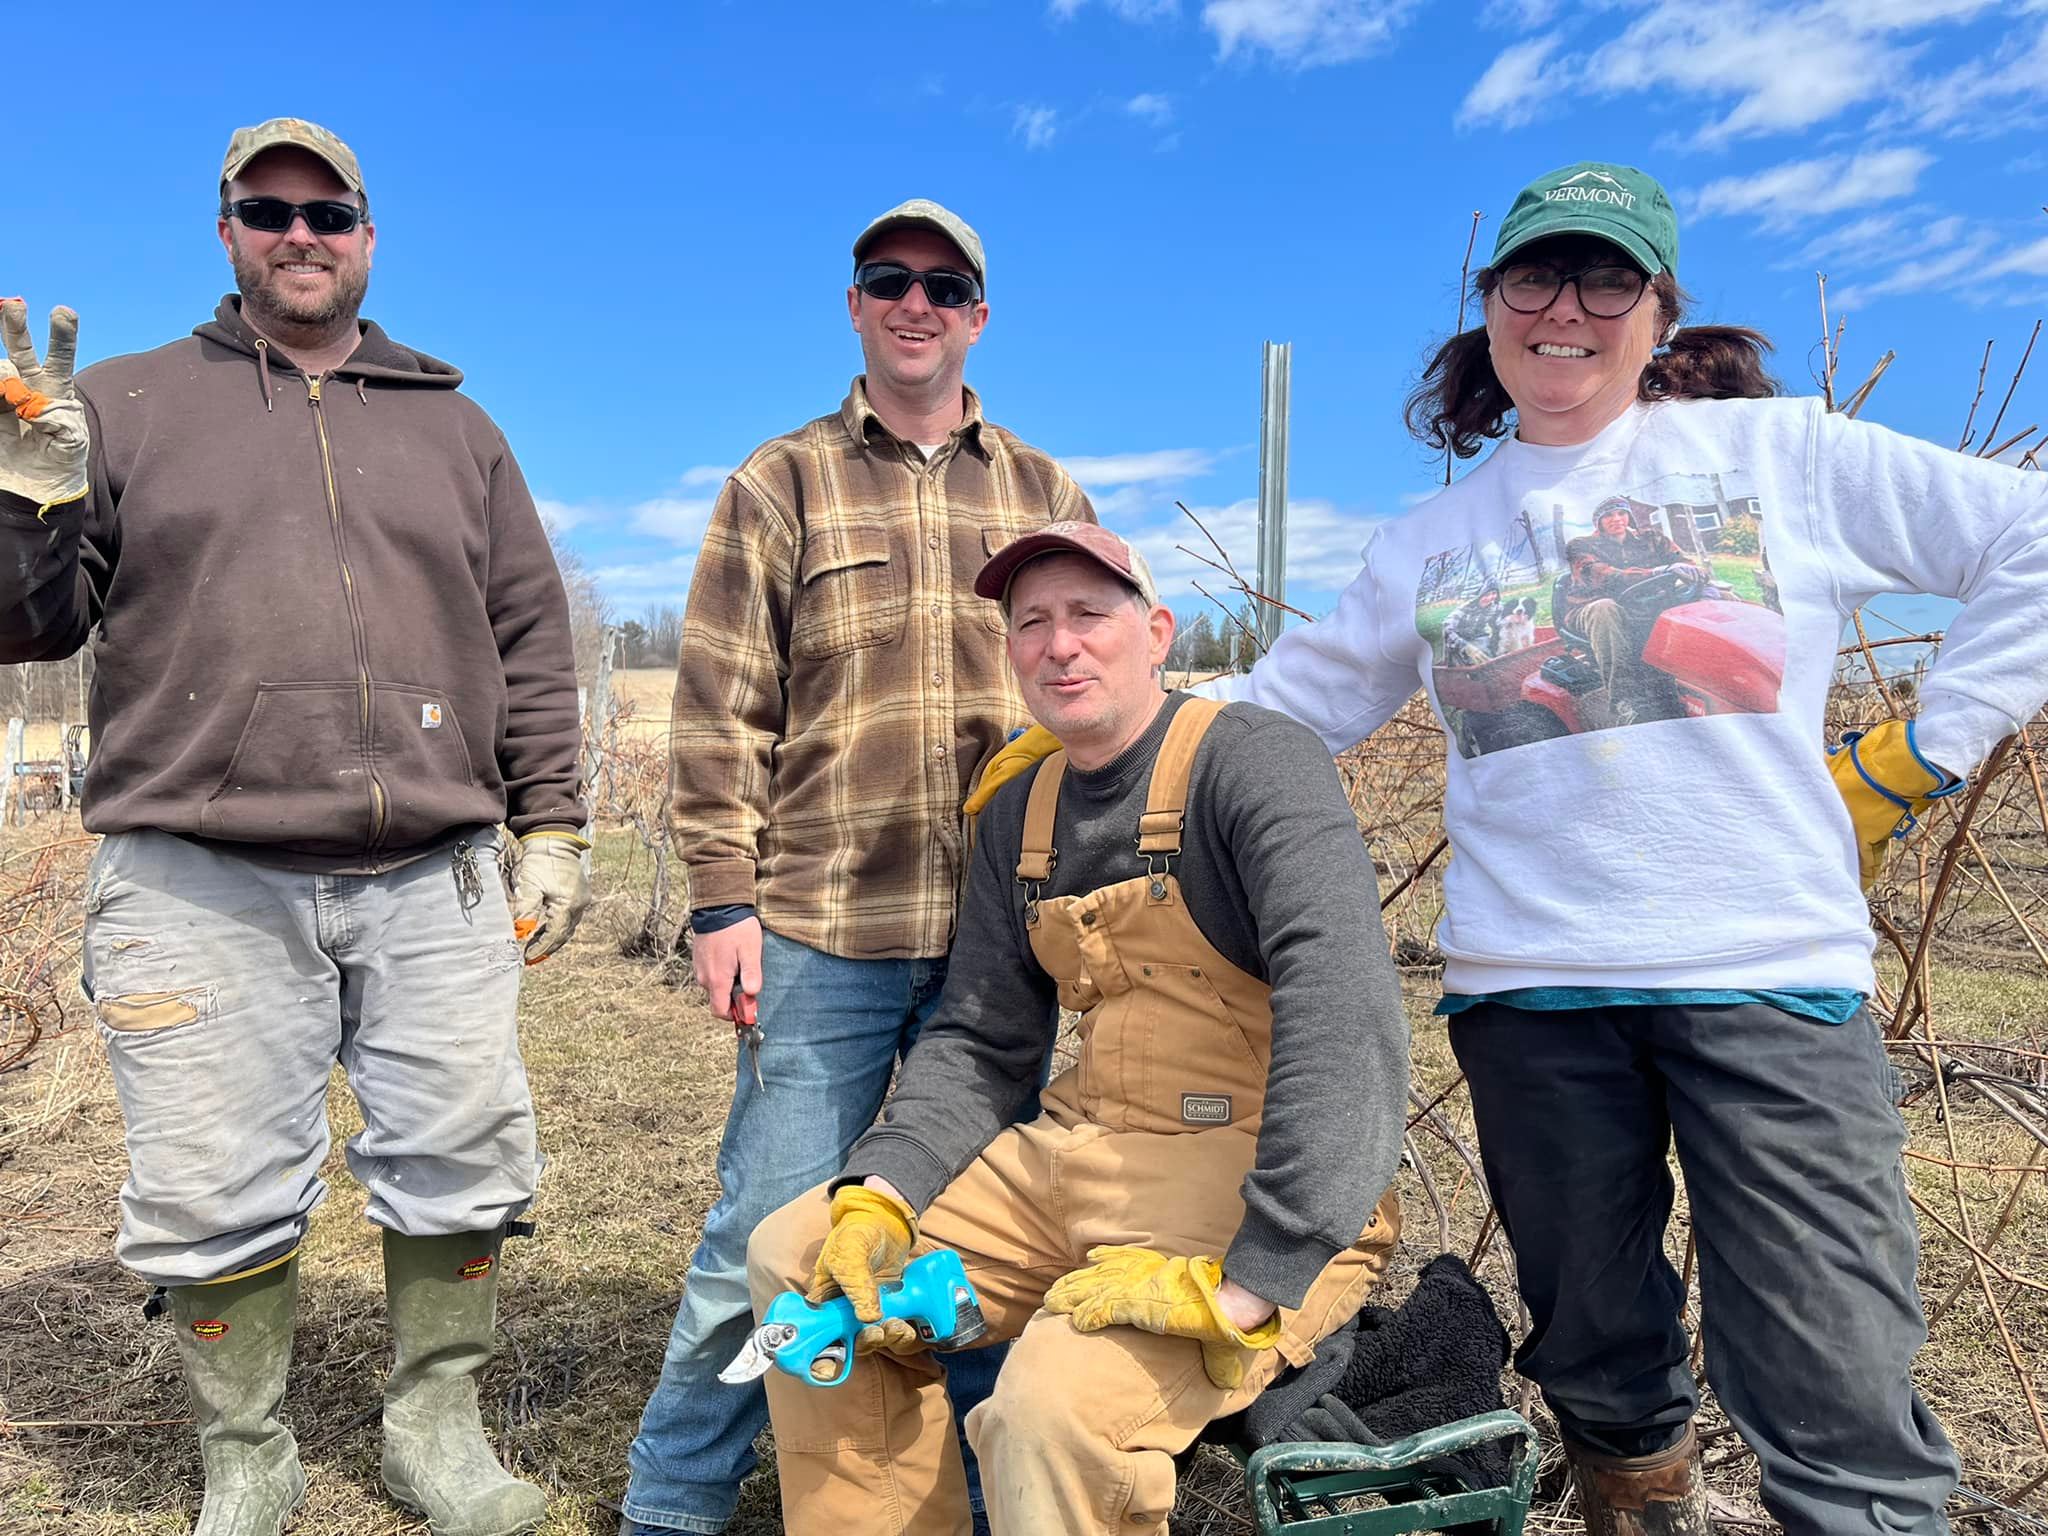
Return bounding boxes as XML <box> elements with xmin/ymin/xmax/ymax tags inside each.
<box><xmin>223</xmin><ymin>197</ymin><xmax>365</xmax><ymax>237</ymax></box>
<box><xmin>853</xmin><ymin>261</ymin><xmax>982</xmax><ymax>309</ymax></box>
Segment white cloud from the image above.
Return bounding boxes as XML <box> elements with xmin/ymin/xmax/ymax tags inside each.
<box><xmin>1689</xmin><ymin>148</ymin><xmax>1935</xmax><ymax>230</ymax></box>
<box><xmin>536</xmin><ymin>497</ymin><xmax>595</xmax><ymax>535</ymax></box>
<box><xmin>1457</xmin><ymin>36</ymin><xmax>1562</xmax><ymax>130</ymax></box>
<box><xmin>1827</xmin><ymin>231</ymin><xmax>2000</xmax><ymax>310</ymax></box>
<box><xmin>593</xmin><ymin>553</ymin><xmax>700</xmax><ymax>598</ymax></box>
<box><xmin>1124</xmin><ymin>497</ymin><xmax>1379</xmax><ymax>605</ymax></box>
<box><xmin>1890</xmin><ymin>21</ymin><xmax>2048</xmax><ymax>133</ymax></box>
<box><xmin>1126</xmin><ymin>92</ymin><xmax>1175</xmax><ymax>124</ymax></box>
<box><xmin>1013</xmin><ymin>104</ymin><xmax>1061</xmax><ymax>149</ymax></box>
<box><xmin>1988</xmin><ymin>237</ymin><xmax>2048</xmax><ymax>278</ymax></box>
<box><xmin>628</xmin><ymin>496</ymin><xmax>719</xmax><ymax>546</ymax></box>
<box><xmin>1457</xmin><ymin>1</ymin><xmax>2024</xmax><ymax>147</ymax></box>
<box><xmin>542</xmin><ymin>464</ymin><xmax>730</xmax><ymax>552</ymax></box>
<box><xmin>1050</xmin><ymin>0</ymin><xmax>1178</xmax><ymax>17</ymax></box>
<box><xmin>1065</xmin><ymin>448</ymin><xmax>1218</xmax><ymax>486</ymax></box>
<box><xmin>1481</xmin><ymin>0</ymin><xmax>1558</xmax><ymax>25</ymax></box>
<box><xmin>1202</xmin><ymin>0</ymin><xmax>1423</xmax><ymax>65</ymax></box>
<box><xmin>1794</xmin><ymin>211</ymin><xmax>1967</xmax><ymax>268</ymax></box>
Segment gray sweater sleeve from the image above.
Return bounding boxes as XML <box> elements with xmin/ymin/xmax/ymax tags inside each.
<box><xmin>1201</xmin><ymin>712</ymin><xmax>1408</xmax><ymax>1307</ymax></box>
<box><xmin>837</xmin><ymin>814</ymin><xmax>1059</xmax><ymax>1208</ymax></box>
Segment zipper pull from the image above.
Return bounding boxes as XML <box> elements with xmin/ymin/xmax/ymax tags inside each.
<box><xmin>307</xmin><ymin>373</ymin><xmax>323</xmax><ymax>404</ymax></box>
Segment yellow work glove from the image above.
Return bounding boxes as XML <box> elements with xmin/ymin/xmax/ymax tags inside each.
<box><xmin>0</xmin><ymin>301</ymin><xmax>89</xmax><ymax>515</ymax></box>
<box><xmin>1828</xmin><ymin>720</ymin><xmax>1964</xmax><ymax>889</ymax></box>
<box><xmin>809</xmin><ymin>1184</ymin><xmax>918</xmax><ymax>1321</ymax></box>
<box><xmin>511</xmin><ymin>830</ymin><xmax>591</xmax><ymax>963</ymax></box>
<box><xmin>1044</xmin><ymin>1244</ymin><xmax>1282</xmax><ymax>1390</ymax></box>
<box><xmin>964</xmin><ymin>724</ymin><xmax>1062</xmax><ymax>815</ymax></box>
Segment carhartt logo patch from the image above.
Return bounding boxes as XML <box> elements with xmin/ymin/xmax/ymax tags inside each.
<box><xmin>191</xmin><ymin>1319</ymin><xmax>229</xmax><ymax>1341</ymax></box>
<box><xmin>457</xmin><ymin>1255</ymin><xmax>494</xmax><ymax>1281</ymax></box>
<box><xmin>1181</xmin><ymin>1094</ymin><xmax>1232</xmax><ymax>1125</ymax></box>
<box><xmin>422</xmin><ymin>703</ymin><xmax>444</xmax><ymax>728</ymax></box>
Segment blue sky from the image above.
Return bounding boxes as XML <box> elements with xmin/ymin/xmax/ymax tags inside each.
<box><xmin>12</xmin><ymin>0</ymin><xmax>2045</xmax><ymax>643</ymax></box>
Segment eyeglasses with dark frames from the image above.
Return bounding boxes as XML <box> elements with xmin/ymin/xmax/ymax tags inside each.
<box><xmin>1494</xmin><ymin>262</ymin><xmax>1648</xmax><ymax>318</ymax></box>
<box><xmin>853</xmin><ymin>261</ymin><xmax>982</xmax><ymax>309</ymax></box>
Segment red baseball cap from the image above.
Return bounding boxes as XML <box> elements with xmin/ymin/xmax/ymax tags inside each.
<box><xmin>974</xmin><ymin>521</ymin><xmax>1161</xmax><ymax>607</ymax></box>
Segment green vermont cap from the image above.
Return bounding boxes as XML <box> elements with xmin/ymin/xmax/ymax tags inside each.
<box><xmin>220</xmin><ymin>118</ymin><xmax>366</xmax><ymax>204</ymax></box>
<box><xmin>1491</xmin><ymin>161</ymin><xmax>1677</xmax><ymax>276</ymax></box>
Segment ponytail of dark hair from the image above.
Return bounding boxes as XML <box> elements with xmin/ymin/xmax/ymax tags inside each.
<box><xmin>1405</xmin><ymin>270</ymin><xmax>1781</xmax><ymax>461</ymax></box>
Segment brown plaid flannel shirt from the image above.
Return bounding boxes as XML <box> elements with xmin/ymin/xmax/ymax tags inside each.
<box><xmin>668</xmin><ymin>378</ymin><xmax>1095</xmax><ymax>959</ymax></box>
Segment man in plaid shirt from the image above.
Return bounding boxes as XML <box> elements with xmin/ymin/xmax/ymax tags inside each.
<box><xmin>618</xmin><ymin>199</ymin><xmax>1092</xmax><ymax>1536</ymax></box>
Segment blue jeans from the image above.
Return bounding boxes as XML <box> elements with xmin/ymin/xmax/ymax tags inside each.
<box><xmin>623</xmin><ymin>928</ymin><xmax>1010</xmax><ymax>1533</ymax></box>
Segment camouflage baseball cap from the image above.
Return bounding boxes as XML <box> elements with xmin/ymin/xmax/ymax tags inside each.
<box><xmin>1492</xmin><ymin>161</ymin><xmax>1677</xmax><ymax>276</ymax></box>
<box><xmin>220</xmin><ymin>118</ymin><xmax>366</xmax><ymax>202</ymax></box>
<box><xmin>853</xmin><ymin>199</ymin><xmax>986</xmax><ymax>291</ymax></box>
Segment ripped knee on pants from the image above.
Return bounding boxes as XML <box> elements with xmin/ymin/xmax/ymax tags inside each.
<box><xmin>96</xmin><ymin>987</ymin><xmax>216</xmax><ymax>1034</ymax></box>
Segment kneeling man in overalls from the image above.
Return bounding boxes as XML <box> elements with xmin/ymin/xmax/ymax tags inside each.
<box><xmin>747</xmin><ymin>521</ymin><xmax>1410</xmax><ymax>1534</ymax></box>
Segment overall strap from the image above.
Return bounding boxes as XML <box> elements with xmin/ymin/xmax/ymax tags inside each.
<box><xmin>1014</xmin><ymin>752</ymin><xmax>1068</xmax><ymax>923</ymax></box>
<box><xmin>1136</xmin><ymin>698</ymin><xmax>1225</xmax><ymax>874</ymax></box>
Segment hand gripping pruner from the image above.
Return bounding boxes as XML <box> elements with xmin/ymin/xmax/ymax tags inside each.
<box><xmin>718</xmin><ymin>1249</ymin><xmax>987</xmax><ymax>1388</ymax></box>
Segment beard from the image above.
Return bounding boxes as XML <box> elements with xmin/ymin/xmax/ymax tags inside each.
<box><xmin>231</xmin><ymin>237</ymin><xmax>370</xmax><ymax>331</ymax></box>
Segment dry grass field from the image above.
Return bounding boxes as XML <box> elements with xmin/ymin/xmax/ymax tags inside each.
<box><xmin>1</xmin><ymin>714</ymin><xmax>2044</xmax><ymax>1533</ymax></box>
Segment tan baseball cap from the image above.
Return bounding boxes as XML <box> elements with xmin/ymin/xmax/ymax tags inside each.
<box><xmin>220</xmin><ymin>118</ymin><xmax>366</xmax><ymax>203</ymax></box>
<box><xmin>853</xmin><ymin>199</ymin><xmax>986</xmax><ymax>291</ymax></box>
<box><xmin>976</xmin><ymin>521</ymin><xmax>1161</xmax><ymax>608</ymax></box>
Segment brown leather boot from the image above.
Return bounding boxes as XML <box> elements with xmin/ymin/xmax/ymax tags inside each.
<box><xmin>1565</xmin><ymin>1424</ymin><xmax>1712</xmax><ymax>1536</ymax></box>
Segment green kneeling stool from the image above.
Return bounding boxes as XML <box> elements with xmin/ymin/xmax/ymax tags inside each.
<box><xmin>1237</xmin><ymin>1409</ymin><xmax>1539</xmax><ymax>1536</ymax></box>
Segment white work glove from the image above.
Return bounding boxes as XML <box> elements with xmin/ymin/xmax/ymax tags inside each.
<box><xmin>511</xmin><ymin>830</ymin><xmax>591</xmax><ymax>964</ymax></box>
<box><xmin>0</xmin><ymin>300</ymin><xmax>89</xmax><ymax>514</ymax></box>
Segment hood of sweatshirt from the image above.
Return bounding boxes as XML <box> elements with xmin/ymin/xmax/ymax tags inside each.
<box><xmin>193</xmin><ymin>295</ymin><xmax>466</xmax><ymax>391</ymax></box>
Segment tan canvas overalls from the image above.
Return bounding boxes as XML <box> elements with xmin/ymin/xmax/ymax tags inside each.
<box><xmin>749</xmin><ymin>699</ymin><xmax>1401</xmax><ymax>1534</ymax></box>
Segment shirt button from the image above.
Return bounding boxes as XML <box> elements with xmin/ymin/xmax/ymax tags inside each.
<box><xmin>932</xmin><ymin>745</ymin><xmax>947</xmax><ymax>760</ymax></box>
<box><xmin>928</xmin><ymin>533</ymin><xmax>941</xmax><ymax>549</ymax></box>
<box><xmin>932</xmin><ymin>671</ymin><xmax>944</xmax><ymax>685</ymax></box>
<box><xmin>930</xmin><ymin>602</ymin><xmax>942</xmax><ymax>616</ymax></box>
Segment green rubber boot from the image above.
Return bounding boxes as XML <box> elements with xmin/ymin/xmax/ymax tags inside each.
<box><xmin>167</xmin><ymin>1252</ymin><xmax>306</xmax><ymax>1536</ymax></box>
<box><xmin>380</xmin><ymin>1229</ymin><xmax>547</xmax><ymax>1536</ymax></box>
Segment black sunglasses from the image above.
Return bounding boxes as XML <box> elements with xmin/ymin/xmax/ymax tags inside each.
<box><xmin>224</xmin><ymin>197</ymin><xmax>365</xmax><ymax>237</ymax></box>
<box><xmin>854</xmin><ymin>261</ymin><xmax>982</xmax><ymax>308</ymax></box>
<box><xmin>1495</xmin><ymin>262</ymin><xmax>1648</xmax><ymax>318</ymax></box>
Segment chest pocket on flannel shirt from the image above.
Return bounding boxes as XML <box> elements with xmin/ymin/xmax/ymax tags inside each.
<box><xmin>792</xmin><ymin>526</ymin><xmax>907</xmax><ymax>660</ymax></box>
<box><xmin>978</xmin><ymin>522</ymin><xmax>1043</xmax><ymax>633</ymax></box>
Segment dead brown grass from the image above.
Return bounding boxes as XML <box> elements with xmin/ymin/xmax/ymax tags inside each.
<box><xmin>2</xmin><ymin>780</ymin><xmax>2044</xmax><ymax>1532</ymax></box>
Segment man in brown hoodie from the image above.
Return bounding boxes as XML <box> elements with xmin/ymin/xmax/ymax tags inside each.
<box><xmin>0</xmin><ymin>118</ymin><xmax>584</xmax><ymax>1536</ymax></box>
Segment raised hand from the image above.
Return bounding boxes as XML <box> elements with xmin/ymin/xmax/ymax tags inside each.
<box><xmin>0</xmin><ymin>301</ymin><xmax>88</xmax><ymax>512</ymax></box>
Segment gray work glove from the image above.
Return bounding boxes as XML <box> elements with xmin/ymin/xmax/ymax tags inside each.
<box><xmin>511</xmin><ymin>830</ymin><xmax>592</xmax><ymax>963</ymax></box>
<box><xmin>0</xmin><ymin>301</ymin><xmax>89</xmax><ymax>513</ymax></box>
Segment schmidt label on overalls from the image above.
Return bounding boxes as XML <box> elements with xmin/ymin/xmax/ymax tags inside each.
<box><xmin>1181</xmin><ymin>1094</ymin><xmax>1232</xmax><ymax>1125</ymax></box>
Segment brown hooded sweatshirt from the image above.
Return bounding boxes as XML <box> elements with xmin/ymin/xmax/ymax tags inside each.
<box><xmin>0</xmin><ymin>297</ymin><xmax>585</xmax><ymax>871</ymax></box>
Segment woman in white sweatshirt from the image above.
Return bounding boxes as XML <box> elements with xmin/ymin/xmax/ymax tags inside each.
<box><xmin>1214</xmin><ymin>161</ymin><xmax>2048</xmax><ymax>1536</ymax></box>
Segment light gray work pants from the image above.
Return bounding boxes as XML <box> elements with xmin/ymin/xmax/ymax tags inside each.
<box><xmin>83</xmin><ymin>827</ymin><xmax>543</xmax><ymax>1287</ymax></box>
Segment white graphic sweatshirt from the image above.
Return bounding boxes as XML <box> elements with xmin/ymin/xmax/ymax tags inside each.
<box><xmin>1209</xmin><ymin>397</ymin><xmax>2048</xmax><ymax>995</ymax></box>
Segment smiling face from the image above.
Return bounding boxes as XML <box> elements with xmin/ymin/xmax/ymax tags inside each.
<box><xmin>847</xmin><ymin>227</ymin><xmax>988</xmax><ymax>415</ymax></box>
<box><xmin>217</xmin><ymin>147</ymin><xmax>374</xmax><ymax>335</ymax></box>
<box><xmin>1485</xmin><ymin>235</ymin><xmax>1661</xmax><ymax>447</ymax></box>
<box><xmin>1004</xmin><ymin>552</ymin><xmax>1174</xmax><ymax>770</ymax></box>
